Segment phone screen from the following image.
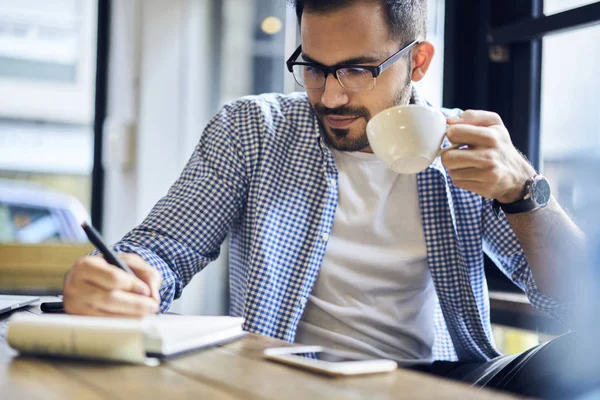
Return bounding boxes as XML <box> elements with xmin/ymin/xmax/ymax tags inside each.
<box><xmin>288</xmin><ymin>350</ymin><xmax>371</xmax><ymax>363</ymax></box>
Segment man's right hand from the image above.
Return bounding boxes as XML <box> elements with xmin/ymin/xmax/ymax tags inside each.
<box><xmin>63</xmin><ymin>253</ymin><xmax>162</xmax><ymax>317</ymax></box>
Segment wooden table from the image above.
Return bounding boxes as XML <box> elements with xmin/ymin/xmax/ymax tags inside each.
<box><xmin>0</xmin><ymin>302</ymin><xmax>521</xmax><ymax>399</ymax></box>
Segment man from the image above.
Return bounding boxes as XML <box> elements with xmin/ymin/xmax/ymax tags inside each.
<box><xmin>64</xmin><ymin>0</ymin><xmax>586</xmax><ymax>396</ymax></box>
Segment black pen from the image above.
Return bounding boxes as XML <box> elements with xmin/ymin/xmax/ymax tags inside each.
<box><xmin>80</xmin><ymin>222</ymin><xmax>134</xmax><ymax>275</ymax></box>
<box><xmin>41</xmin><ymin>222</ymin><xmax>134</xmax><ymax>313</ymax></box>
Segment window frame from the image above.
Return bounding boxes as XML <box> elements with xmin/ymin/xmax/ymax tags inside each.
<box><xmin>91</xmin><ymin>0</ymin><xmax>110</xmax><ymax>231</ymax></box>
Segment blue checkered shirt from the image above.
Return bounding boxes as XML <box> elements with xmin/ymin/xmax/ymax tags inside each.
<box><xmin>111</xmin><ymin>90</ymin><xmax>570</xmax><ymax>361</ymax></box>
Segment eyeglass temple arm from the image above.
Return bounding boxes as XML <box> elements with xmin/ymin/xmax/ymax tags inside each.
<box><xmin>376</xmin><ymin>40</ymin><xmax>419</xmax><ymax>77</ymax></box>
<box><xmin>286</xmin><ymin>45</ymin><xmax>303</xmax><ymax>72</ymax></box>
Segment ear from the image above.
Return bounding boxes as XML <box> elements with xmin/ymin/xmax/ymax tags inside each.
<box><xmin>411</xmin><ymin>41</ymin><xmax>435</xmax><ymax>82</ymax></box>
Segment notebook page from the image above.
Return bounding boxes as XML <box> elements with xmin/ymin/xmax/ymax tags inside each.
<box><xmin>143</xmin><ymin>315</ymin><xmax>245</xmax><ymax>354</ymax></box>
<box><xmin>144</xmin><ymin>316</ymin><xmax>244</xmax><ymax>339</ymax></box>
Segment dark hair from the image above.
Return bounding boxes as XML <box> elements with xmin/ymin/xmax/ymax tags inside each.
<box><xmin>288</xmin><ymin>0</ymin><xmax>427</xmax><ymax>43</ymax></box>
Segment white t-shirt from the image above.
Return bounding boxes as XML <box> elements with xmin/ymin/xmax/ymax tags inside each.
<box><xmin>295</xmin><ymin>149</ymin><xmax>437</xmax><ymax>361</ymax></box>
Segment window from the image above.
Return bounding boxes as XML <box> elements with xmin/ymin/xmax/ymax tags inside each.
<box><xmin>0</xmin><ymin>204</ymin><xmax>12</xmax><ymax>241</ymax></box>
<box><xmin>540</xmin><ymin>24</ymin><xmax>600</xmax><ymax>218</ymax></box>
<box><xmin>540</xmin><ymin>1</ymin><xmax>600</xmax><ymax>220</ymax></box>
<box><xmin>0</xmin><ymin>0</ymin><xmax>97</xmax><ymax>243</ymax></box>
<box><xmin>544</xmin><ymin>0</ymin><xmax>599</xmax><ymax>15</ymax></box>
<box><xmin>0</xmin><ymin>0</ymin><xmax>97</xmax><ymax>122</ymax></box>
<box><xmin>444</xmin><ymin>0</ymin><xmax>600</xmax><ymax>336</ymax></box>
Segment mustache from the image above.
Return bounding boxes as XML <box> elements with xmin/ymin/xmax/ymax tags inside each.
<box><xmin>313</xmin><ymin>104</ymin><xmax>371</xmax><ymax>121</ymax></box>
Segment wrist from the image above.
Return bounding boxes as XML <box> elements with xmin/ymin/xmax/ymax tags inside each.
<box><xmin>493</xmin><ymin>173</ymin><xmax>551</xmax><ymax>218</ymax></box>
<box><xmin>497</xmin><ymin>164</ymin><xmax>536</xmax><ymax>204</ymax></box>
<box><xmin>498</xmin><ymin>183</ymin><xmax>527</xmax><ymax>204</ymax></box>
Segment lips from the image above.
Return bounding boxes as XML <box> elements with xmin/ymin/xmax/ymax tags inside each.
<box><xmin>325</xmin><ymin>116</ymin><xmax>360</xmax><ymax>129</ymax></box>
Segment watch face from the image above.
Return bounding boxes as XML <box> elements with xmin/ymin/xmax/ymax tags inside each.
<box><xmin>532</xmin><ymin>177</ymin><xmax>551</xmax><ymax>207</ymax></box>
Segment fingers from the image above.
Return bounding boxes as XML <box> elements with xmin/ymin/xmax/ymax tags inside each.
<box><xmin>119</xmin><ymin>253</ymin><xmax>162</xmax><ymax>303</ymax></box>
<box><xmin>447</xmin><ymin>166</ymin><xmax>509</xmax><ymax>200</ymax></box>
<box><xmin>63</xmin><ymin>254</ymin><xmax>162</xmax><ymax>317</ymax></box>
<box><xmin>64</xmin><ymin>280</ymin><xmax>159</xmax><ymax>317</ymax></box>
<box><xmin>75</xmin><ymin>256</ymin><xmax>151</xmax><ymax>296</ymax></box>
<box><xmin>65</xmin><ymin>294</ymin><xmax>121</xmax><ymax>317</ymax></box>
<box><xmin>447</xmin><ymin>109</ymin><xmax>503</xmax><ymax>127</ymax></box>
<box><xmin>442</xmin><ymin>148</ymin><xmax>504</xmax><ymax>193</ymax></box>
<box><xmin>447</xmin><ymin>167</ymin><xmax>484</xmax><ymax>182</ymax></box>
<box><xmin>443</xmin><ymin>109</ymin><xmax>536</xmax><ymax>201</ymax></box>
<box><xmin>446</xmin><ymin>124</ymin><xmax>498</xmax><ymax>148</ymax></box>
<box><xmin>94</xmin><ymin>287</ymin><xmax>160</xmax><ymax>316</ymax></box>
<box><xmin>441</xmin><ymin>148</ymin><xmax>495</xmax><ymax>170</ymax></box>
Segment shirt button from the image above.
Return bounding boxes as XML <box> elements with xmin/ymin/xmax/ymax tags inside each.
<box><xmin>299</xmin><ymin>297</ymin><xmax>307</xmax><ymax>306</ymax></box>
<box><xmin>321</xmin><ymin>233</ymin><xmax>329</xmax><ymax>242</ymax></box>
<box><xmin>328</xmin><ymin>178</ymin><xmax>336</xmax><ymax>187</ymax></box>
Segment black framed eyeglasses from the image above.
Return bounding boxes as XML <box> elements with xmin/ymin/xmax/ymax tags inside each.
<box><xmin>286</xmin><ymin>40</ymin><xmax>418</xmax><ymax>92</ymax></box>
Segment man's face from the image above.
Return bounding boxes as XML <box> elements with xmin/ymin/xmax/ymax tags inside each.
<box><xmin>301</xmin><ymin>2</ymin><xmax>413</xmax><ymax>152</ymax></box>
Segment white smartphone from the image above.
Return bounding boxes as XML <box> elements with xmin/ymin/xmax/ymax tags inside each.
<box><xmin>263</xmin><ymin>346</ymin><xmax>398</xmax><ymax>376</ymax></box>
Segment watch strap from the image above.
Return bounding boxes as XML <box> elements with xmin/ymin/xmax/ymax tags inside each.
<box><xmin>492</xmin><ymin>196</ymin><xmax>537</xmax><ymax>218</ymax></box>
<box><xmin>492</xmin><ymin>175</ymin><xmax>539</xmax><ymax>217</ymax></box>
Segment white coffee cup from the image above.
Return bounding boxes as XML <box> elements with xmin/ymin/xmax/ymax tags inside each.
<box><xmin>366</xmin><ymin>104</ymin><xmax>459</xmax><ymax>174</ymax></box>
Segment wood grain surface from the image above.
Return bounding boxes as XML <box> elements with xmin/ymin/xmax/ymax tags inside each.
<box><xmin>0</xmin><ymin>302</ymin><xmax>523</xmax><ymax>400</ymax></box>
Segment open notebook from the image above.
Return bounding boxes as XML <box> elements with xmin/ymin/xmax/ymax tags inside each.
<box><xmin>7</xmin><ymin>313</ymin><xmax>246</xmax><ymax>366</ymax></box>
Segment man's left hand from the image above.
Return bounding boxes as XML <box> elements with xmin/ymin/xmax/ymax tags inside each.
<box><xmin>441</xmin><ymin>110</ymin><xmax>536</xmax><ymax>203</ymax></box>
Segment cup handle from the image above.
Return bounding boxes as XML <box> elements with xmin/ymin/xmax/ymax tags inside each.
<box><xmin>436</xmin><ymin>125</ymin><xmax>461</xmax><ymax>157</ymax></box>
<box><xmin>437</xmin><ymin>143</ymin><xmax>461</xmax><ymax>157</ymax></box>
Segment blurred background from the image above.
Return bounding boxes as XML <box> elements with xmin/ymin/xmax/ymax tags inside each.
<box><xmin>0</xmin><ymin>0</ymin><xmax>598</xmax><ymax>362</ymax></box>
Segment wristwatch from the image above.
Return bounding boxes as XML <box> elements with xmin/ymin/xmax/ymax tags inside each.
<box><xmin>492</xmin><ymin>174</ymin><xmax>551</xmax><ymax>217</ymax></box>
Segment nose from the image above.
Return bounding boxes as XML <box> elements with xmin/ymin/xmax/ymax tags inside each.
<box><xmin>320</xmin><ymin>73</ymin><xmax>350</xmax><ymax>109</ymax></box>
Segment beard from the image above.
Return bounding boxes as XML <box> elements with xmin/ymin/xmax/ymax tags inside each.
<box><xmin>313</xmin><ymin>72</ymin><xmax>413</xmax><ymax>152</ymax></box>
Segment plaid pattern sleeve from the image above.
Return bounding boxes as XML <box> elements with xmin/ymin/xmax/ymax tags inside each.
<box><xmin>108</xmin><ymin>103</ymin><xmax>251</xmax><ymax>310</ymax></box>
<box><xmin>481</xmin><ymin>199</ymin><xmax>574</xmax><ymax>324</ymax></box>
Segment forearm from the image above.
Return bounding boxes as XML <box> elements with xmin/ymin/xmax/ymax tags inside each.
<box><xmin>442</xmin><ymin>109</ymin><xmax>586</xmax><ymax>302</ymax></box>
<box><xmin>506</xmin><ymin>196</ymin><xmax>585</xmax><ymax>299</ymax></box>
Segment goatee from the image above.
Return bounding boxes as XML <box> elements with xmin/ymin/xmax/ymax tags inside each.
<box><xmin>314</xmin><ymin>83</ymin><xmax>413</xmax><ymax>152</ymax></box>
